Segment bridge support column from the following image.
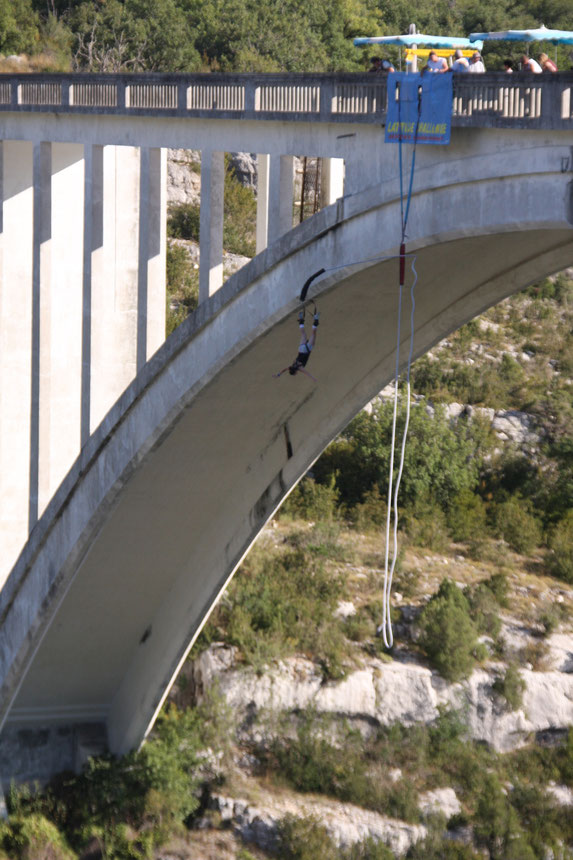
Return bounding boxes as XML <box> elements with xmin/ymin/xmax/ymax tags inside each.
<box><xmin>137</xmin><ymin>147</ymin><xmax>166</xmax><ymax>370</ymax></box>
<box><xmin>43</xmin><ymin>143</ymin><xmax>85</xmax><ymax>513</ymax></box>
<box><xmin>30</xmin><ymin>141</ymin><xmax>52</xmax><ymax>526</ymax></box>
<box><xmin>256</xmin><ymin>152</ymin><xmax>269</xmax><ymax>253</ymax></box>
<box><xmin>0</xmin><ymin>140</ymin><xmax>34</xmax><ymax>582</ymax></box>
<box><xmin>89</xmin><ymin>145</ymin><xmax>156</xmax><ymax>432</ymax></box>
<box><xmin>199</xmin><ymin>149</ymin><xmax>224</xmax><ymax>304</ymax></box>
<box><xmin>268</xmin><ymin>154</ymin><xmax>293</xmax><ymax>244</ymax></box>
<box><xmin>320</xmin><ymin>157</ymin><xmax>344</xmax><ymax>207</ymax></box>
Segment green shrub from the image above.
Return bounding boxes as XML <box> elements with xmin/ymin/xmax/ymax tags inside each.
<box><xmin>406</xmin><ymin>834</ymin><xmax>483</xmax><ymax>859</ymax></box>
<box><xmin>492</xmin><ymin>664</ymin><xmax>526</xmax><ymax>711</ymax></box>
<box><xmin>342</xmin><ymin>837</ymin><xmax>394</xmax><ymax>859</ymax></box>
<box><xmin>276</xmin><ymin>815</ymin><xmax>337</xmax><ymax>860</ymax></box>
<box><xmin>405</xmin><ymin>496</ymin><xmax>450</xmax><ymax>552</ymax></box>
<box><xmin>447</xmin><ymin>490</ymin><xmax>487</xmax><ymax>542</ymax></box>
<box><xmin>473</xmin><ymin>773</ymin><xmax>532</xmax><ymax>860</ymax></box>
<box><xmin>223</xmin><ymin>161</ymin><xmax>256</xmax><ymax>256</ymax></box>
<box><xmin>267</xmin><ymin>713</ymin><xmax>420</xmax><ymax>822</ymax></box>
<box><xmin>492</xmin><ymin>497</ymin><xmax>542</xmax><ymax>554</ymax></box>
<box><xmin>0</xmin><ymin>814</ymin><xmax>75</xmax><ymax>860</ymax></box>
<box><xmin>419</xmin><ymin>579</ymin><xmax>478</xmax><ymax>682</ymax></box>
<box><xmin>167</xmin><ymin>202</ymin><xmax>200</xmax><ymax>240</ymax></box>
<box><xmin>483</xmin><ymin>571</ymin><xmax>509</xmax><ymax>607</ymax></box>
<box><xmin>468</xmin><ymin>582</ymin><xmax>501</xmax><ymax>639</ymax></box>
<box><xmin>202</xmin><ymin>544</ymin><xmax>345</xmax><ymax>677</ymax></box>
<box><xmin>349</xmin><ymin>484</ymin><xmax>387</xmax><ymax>532</ymax></box>
<box><xmin>166</xmin><ymin>243</ymin><xmax>198</xmax><ymax>335</ymax></box>
<box><xmin>560</xmin><ymin>726</ymin><xmax>573</xmax><ymax>784</ymax></box>
<box><xmin>547</xmin><ymin>510</ymin><xmax>573</xmax><ymax>583</ymax></box>
<box><xmin>281</xmin><ymin>476</ymin><xmax>339</xmax><ymax>522</ymax></box>
<box><xmin>538</xmin><ymin>603</ymin><xmax>569</xmax><ymax>635</ymax></box>
<box><xmin>519</xmin><ymin>640</ymin><xmax>550</xmax><ymax>671</ymax></box>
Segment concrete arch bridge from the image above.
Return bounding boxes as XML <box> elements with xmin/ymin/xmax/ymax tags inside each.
<box><xmin>0</xmin><ymin>71</ymin><xmax>573</xmax><ymax>781</ymax></box>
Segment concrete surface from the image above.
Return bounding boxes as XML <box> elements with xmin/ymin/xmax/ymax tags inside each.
<box><xmin>0</xmin><ymin>122</ymin><xmax>572</xmax><ymax>781</ymax></box>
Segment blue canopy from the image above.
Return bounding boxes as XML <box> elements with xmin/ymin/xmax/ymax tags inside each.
<box><xmin>354</xmin><ymin>33</ymin><xmax>483</xmax><ymax>50</ymax></box>
<box><xmin>469</xmin><ymin>25</ymin><xmax>573</xmax><ymax>45</ymax></box>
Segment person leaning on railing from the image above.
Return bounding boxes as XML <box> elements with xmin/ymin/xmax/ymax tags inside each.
<box><xmin>521</xmin><ymin>54</ymin><xmax>542</xmax><ymax>73</ymax></box>
<box><xmin>451</xmin><ymin>49</ymin><xmax>469</xmax><ymax>72</ymax></box>
<box><xmin>539</xmin><ymin>53</ymin><xmax>558</xmax><ymax>72</ymax></box>
<box><xmin>468</xmin><ymin>52</ymin><xmax>486</xmax><ymax>73</ymax></box>
<box><xmin>425</xmin><ymin>51</ymin><xmax>448</xmax><ymax>73</ymax></box>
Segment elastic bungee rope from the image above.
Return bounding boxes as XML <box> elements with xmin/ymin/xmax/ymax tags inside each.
<box><xmin>380</xmin><ymin>81</ymin><xmax>422</xmax><ymax>648</ymax></box>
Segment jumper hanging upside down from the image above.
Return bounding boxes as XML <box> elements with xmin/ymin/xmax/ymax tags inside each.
<box><xmin>274</xmin><ymin>308</ymin><xmax>320</xmax><ymax>381</ymax></box>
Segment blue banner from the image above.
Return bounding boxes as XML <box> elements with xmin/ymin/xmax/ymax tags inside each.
<box><xmin>385</xmin><ymin>72</ymin><xmax>452</xmax><ymax>146</ymax></box>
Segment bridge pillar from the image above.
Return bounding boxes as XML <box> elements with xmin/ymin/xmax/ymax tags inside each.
<box><xmin>320</xmin><ymin>157</ymin><xmax>344</xmax><ymax>207</ymax></box>
<box><xmin>256</xmin><ymin>152</ymin><xmax>270</xmax><ymax>253</ymax></box>
<box><xmin>0</xmin><ymin>140</ymin><xmax>34</xmax><ymax>581</ymax></box>
<box><xmin>268</xmin><ymin>154</ymin><xmax>294</xmax><ymax>244</ymax></box>
<box><xmin>198</xmin><ymin>149</ymin><xmax>224</xmax><ymax>303</ymax></box>
<box><xmin>137</xmin><ymin>147</ymin><xmax>166</xmax><ymax>370</ymax></box>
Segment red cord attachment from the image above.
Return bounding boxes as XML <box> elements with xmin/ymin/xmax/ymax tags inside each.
<box><xmin>399</xmin><ymin>242</ymin><xmax>405</xmax><ymax>286</ymax></box>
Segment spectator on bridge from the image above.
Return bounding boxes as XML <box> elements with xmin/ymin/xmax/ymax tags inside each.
<box><xmin>468</xmin><ymin>52</ymin><xmax>486</xmax><ymax>73</ymax></box>
<box><xmin>425</xmin><ymin>51</ymin><xmax>448</xmax><ymax>73</ymax></box>
<box><xmin>504</xmin><ymin>59</ymin><xmax>514</xmax><ymax>73</ymax></box>
<box><xmin>539</xmin><ymin>52</ymin><xmax>558</xmax><ymax>72</ymax></box>
<box><xmin>369</xmin><ymin>56</ymin><xmax>394</xmax><ymax>73</ymax></box>
<box><xmin>521</xmin><ymin>54</ymin><xmax>542</xmax><ymax>73</ymax></box>
<box><xmin>451</xmin><ymin>49</ymin><xmax>469</xmax><ymax>72</ymax></box>
<box><xmin>274</xmin><ymin>309</ymin><xmax>320</xmax><ymax>380</ymax></box>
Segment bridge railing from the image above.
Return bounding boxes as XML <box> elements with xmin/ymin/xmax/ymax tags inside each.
<box><xmin>1</xmin><ymin>72</ymin><xmax>573</xmax><ymax>128</ymax></box>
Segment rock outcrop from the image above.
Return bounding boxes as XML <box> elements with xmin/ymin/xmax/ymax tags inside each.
<box><xmin>190</xmin><ymin>638</ymin><xmax>573</xmax><ymax>753</ymax></box>
<box><xmin>210</xmin><ymin>792</ymin><xmax>427</xmax><ymax>855</ymax></box>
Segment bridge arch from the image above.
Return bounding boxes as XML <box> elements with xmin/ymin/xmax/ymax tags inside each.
<box><xmin>1</xmin><ymin>151</ymin><xmax>572</xmax><ymax>765</ymax></box>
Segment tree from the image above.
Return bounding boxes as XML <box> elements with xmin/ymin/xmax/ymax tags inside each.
<box><xmin>0</xmin><ymin>0</ymin><xmax>39</xmax><ymax>55</ymax></box>
<box><xmin>316</xmin><ymin>402</ymin><xmax>480</xmax><ymax>511</ymax></box>
<box><xmin>419</xmin><ymin>578</ymin><xmax>478</xmax><ymax>682</ymax></box>
<box><xmin>547</xmin><ymin>509</ymin><xmax>573</xmax><ymax>583</ymax></box>
<box><xmin>67</xmin><ymin>0</ymin><xmax>201</xmax><ymax>72</ymax></box>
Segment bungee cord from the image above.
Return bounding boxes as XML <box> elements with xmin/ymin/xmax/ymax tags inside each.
<box><xmin>380</xmin><ymin>81</ymin><xmax>422</xmax><ymax>648</ymax></box>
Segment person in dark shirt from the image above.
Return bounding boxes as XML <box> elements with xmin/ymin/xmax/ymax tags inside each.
<box><xmin>274</xmin><ymin>309</ymin><xmax>320</xmax><ymax>380</ymax></box>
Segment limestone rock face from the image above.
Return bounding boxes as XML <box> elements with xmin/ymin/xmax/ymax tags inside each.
<box><xmin>191</xmin><ymin>637</ymin><xmax>573</xmax><ymax>752</ymax></box>
<box><xmin>167</xmin><ymin>149</ymin><xmax>201</xmax><ymax>207</ymax></box>
<box><xmin>211</xmin><ymin>792</ymin><xmax>427</xmax><ymax>855</ymax></box>
<box><xmin>418</xmin><ymin>787</ymin><xmax>461</xmax><ymax>819</ymax></box>
<box><xmin>228</xmin><ymin>152</ymin><xmax>257</xmax><ymax>190</ymax></box>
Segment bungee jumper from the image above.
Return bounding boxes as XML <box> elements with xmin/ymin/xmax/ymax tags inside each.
<box><xmin>273</xmin><ymin>304</ymin><xmax>320</xmax><ymax>381</ymax></box>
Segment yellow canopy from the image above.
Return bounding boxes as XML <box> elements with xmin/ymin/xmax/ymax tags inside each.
<box><xmin>405</xmin><ymin>47</ymin><xmax>476</xmax><ymax>60</ymax></box>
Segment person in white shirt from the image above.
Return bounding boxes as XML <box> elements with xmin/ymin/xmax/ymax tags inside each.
<box><xmin>425</xmin><ymin>51</ymin><xmax>448</xmax><ymax>72</ymax></box>
<box><xmin>468</xmin><ymin>52</ymin><xmax>485</xmax><ymax>73</ymax></box>
<box><xmin>522</xmin><ymin>54</ymin><xmax>542</xmax><ymax>73</ymax></box>
<box><xmin>451</xmin><ymin>49</ymin><xmax>469</xmax><ymax>72</ymax></box>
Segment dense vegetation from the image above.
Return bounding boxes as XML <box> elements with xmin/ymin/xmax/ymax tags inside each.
<box><xmin>4</xmin><ymin>0</ymin><xmax>573</xmax><ymax>74</ymax></box>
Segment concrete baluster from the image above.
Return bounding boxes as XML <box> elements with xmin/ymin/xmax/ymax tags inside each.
<box><xmin>268</xmin><ymin>154</ymin><xmax>293</xmax><ymax>244</ymax></box>
<box><xmin>199</xmin><ymin>149</ymin><xmax>225</xmax><ymax>303</ymax></box>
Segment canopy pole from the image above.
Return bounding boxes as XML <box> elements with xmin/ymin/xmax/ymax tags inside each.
<box><xmin>409</xmin><ymin>22</ymin><xmax>417</xmax><ymax>72</ymax></box>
